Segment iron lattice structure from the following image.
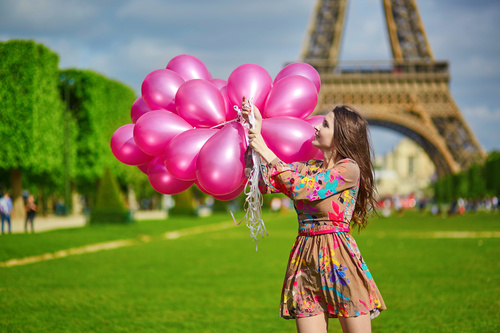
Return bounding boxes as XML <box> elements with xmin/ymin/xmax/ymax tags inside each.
<box><xmin>301</xmin><ymin>0</ymin><xmax>485</xmax><ymax>176</ymax></box>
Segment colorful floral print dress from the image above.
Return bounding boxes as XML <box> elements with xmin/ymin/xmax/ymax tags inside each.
<box><xmin>260</xmin><ymin>158</ymin><xmax>386</xmax><ymax>319</ymax></box>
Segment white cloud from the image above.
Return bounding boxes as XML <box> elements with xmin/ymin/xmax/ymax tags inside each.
<box><xmin>0</xmin><ymin>0</ymin><xmax>97</xmax><ymax>30</ymax></box>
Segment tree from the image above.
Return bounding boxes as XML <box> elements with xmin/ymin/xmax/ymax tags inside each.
<box><xmin>0</xmin><ymin>40</ymin><xmax>66</xmax><ymax>217</ymax></box>
<box><xmin>485</xmin><ymin>152</ymin><xmax>500</xmax><ymax>196</ymax></box>
<box><xmin>58</xmin><ymin>69</ymin><xmax>139</xmax><ymax>208</ymax></box>
<box><xmin>468</xmin><ymin>164</ymin><xmax>486</xmax><ymax>200</ymax></box>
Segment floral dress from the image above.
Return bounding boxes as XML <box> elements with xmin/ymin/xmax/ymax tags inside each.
<box><xmin>260</xmin><ymin>158</ymin><xmax>386</xmax><ymax>319</ymax></box>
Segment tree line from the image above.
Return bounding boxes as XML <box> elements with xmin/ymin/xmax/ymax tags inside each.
<box><xmin>0</xmin><ymin>40</ymin><xmax>146</xmax><ymax>218</ymax></box>
<box><xmin>432</xmin><ymin>151</ymin><xmax>500</xmax><ymax>203</ymax></box>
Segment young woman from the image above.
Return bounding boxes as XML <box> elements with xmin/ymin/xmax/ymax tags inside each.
<box><xmin>241</xmin><ymin>97</ymin><xmax>386</xmax><ymax>333</ymax></box>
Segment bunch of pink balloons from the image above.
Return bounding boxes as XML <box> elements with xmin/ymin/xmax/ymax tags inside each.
<box><xmin>111</xmin><ymin>55</ymin><xmax>323</xmax><ymax>200</ymax></box>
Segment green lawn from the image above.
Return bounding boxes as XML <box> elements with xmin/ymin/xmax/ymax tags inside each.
<box><xmin>0</xmin><ymin>210</ymin><xmax>499</xmax><ymax>332</ymax></box>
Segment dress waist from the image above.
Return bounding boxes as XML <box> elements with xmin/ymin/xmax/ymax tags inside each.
<box><xmin>298</xmin><ymin>228</ymin><xmax>349</xmax><ymax>236</ymax></box>
<box><xmin>297</xmin><ymin>219</ymin><xmax>349</xmax><ymax>236</ymax></box>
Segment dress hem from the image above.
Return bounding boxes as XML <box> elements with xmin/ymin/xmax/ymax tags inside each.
<box><xmin>280</xmin><ymin>307</ymin><xmax>385</xmax><ymax>320</ymax></box>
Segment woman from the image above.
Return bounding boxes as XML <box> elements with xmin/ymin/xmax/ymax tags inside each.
<box><xmin>242</xmin><ymin>97</ymin><xmax>386</xmax><ymax>333</ymax></box>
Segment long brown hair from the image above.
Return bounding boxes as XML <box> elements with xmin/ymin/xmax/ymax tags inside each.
<box><xmin>331</xmin><ymin>105</ymin><xmax>377</xmax><ymax>230</ymax></box>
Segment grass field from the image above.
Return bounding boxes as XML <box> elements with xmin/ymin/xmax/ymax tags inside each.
<box><xmin>0</xmin><ymin>210</ymin><xmax>499</xmax><ymax>332</ymax></box>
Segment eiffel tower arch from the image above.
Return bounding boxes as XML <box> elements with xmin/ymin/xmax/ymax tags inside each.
<box><xmin>301</xmin><ymin>0</ymin><xmax>485</xmax><ymax>177</ymax></box>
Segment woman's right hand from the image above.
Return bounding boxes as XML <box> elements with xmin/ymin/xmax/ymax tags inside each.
<box><xmin>241</xmin><ymin>96</ymin><xmax>262</xmax><ymax>132</ymax></box>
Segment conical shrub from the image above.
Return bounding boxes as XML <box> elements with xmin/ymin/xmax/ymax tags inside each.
<box><xmin>90</xmin><ymin>167</ymin><xmax>130</xmax><ymax>224</ymax></box>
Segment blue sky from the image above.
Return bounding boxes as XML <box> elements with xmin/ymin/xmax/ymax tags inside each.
<box><xmin>1</xmin><ymin>0</ymin><xmax>499</xmax><ymax>156</ymax></box>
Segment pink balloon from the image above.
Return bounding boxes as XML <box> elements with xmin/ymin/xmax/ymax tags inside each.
<box><xmin>148</xmin><ymin>156</ymin><xmax>194</xmax><ymax>195</ymax></box>
<box><xmin>227</xmin><ymin>64</ymin><xmax>273</xmax><ymax>111</ymax></box>
<box><xmin>306</xmin><ymin>115</ymin><xmax>325</xmax><ymax>160</ymax></box>
<box><xmin>261</xmin><ymin>117</ymin><xmax>318</xmax><ymax>163</ymax></box>
<box><xmin>196</xmin><ymin>122</ymin><xmax>247</xmax><ymax>196</ymax></box>
<box><xmin>263</xmin><ymin>75</ymin><xmax>318</xmax><ymax>119</ymax></box>
<box><xmin>305</xmin><ymin>115</ymin><xmax>325</xmax><ymax>128</ymax></box>
<box><xmin>110</xmin><ymin>124</ymin><xmax>153</xmax><ymax>166</ymax></box>
<box><xmin>130</xmin><ymin>97</ymin><xmax>151</xmax><ymax>123</ymax></box>
<box><xmin>166</xmin><ymin>54</ymin><xmax>211</xmax><ymax>81</ymax></box>
<box><xmin>313</xmin><ymin>149</ymin><xmax>324</xmax><ymax>160</ymax></box>
<box><xmin>274</xmin><ymin>62</ymin><xmax>321</xmax><ymax>92</ymax></box>
<box><xmin>209</xmin><ymin>78</ymin><xmax>227</xmax><ymax>90</ymax></box>
<box><xmin>142</xmin><ymin>69</ymin><xmax>185</xmax><ymax>112</ymax></box>
<box><xmin>194</xmin><ymin>180</ymin><xmax>212</xmax><ymax>196</ymax></box>
<box><xmin>165</xmin><ymin>128</ymin><xmax>218</xmax><ymax>181</ymax></box>
<box><xmin>134</xmin><ymin>110</ymin><xmax>193</xmax><ymax>156</ymax></box>
<box><xmin>220</xmin><ymin>86</ymin><xmax>238</xmax><ymax>121</ymax></box>
<box><xmin>137</xmin><ymin>160</ymin><xmax>151</xmax><ymax>174</ymax></box>
<box><xmin>213</xmin><ymin>181</ymin><xmax>247</xmax><ymax>201</ymax></box>
<box><xmin>175</xmin><ymin>79</ymin><xmax>226</xmax><ymax>128</ymax></box>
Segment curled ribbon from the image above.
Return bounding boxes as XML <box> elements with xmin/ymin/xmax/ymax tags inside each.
<box><xmin>232</xmin><ymin>99</ymin><xmax>268</xmax><ymax>250</ymax></box>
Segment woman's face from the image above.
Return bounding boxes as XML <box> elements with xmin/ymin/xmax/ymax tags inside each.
<box><xmin>312</xmin><ymin>111</ymin><xmax>335</xmax><ymax>151</ymax></box>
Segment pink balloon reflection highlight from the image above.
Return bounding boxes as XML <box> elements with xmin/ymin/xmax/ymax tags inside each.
<box><xmin>110</xmin><ymin>124</ymin><xmax>153</xmax><ymax>166</ymax></box>
<box><xmin>141</xmin><ymin>69</ymin><xmax>185</xmax><ymax>112</ymax></box>
<box><xmin>175</xmin><ymin>79</ymin><xmax>226</xmax><ymax>128</ymax></box>
<box><xmin>166</xmin><ymin>54</ymin><xmax>211</xmax><ymax>81</ymax></box>
<box><xmin>133</xmin><ymin>110</ymin><xmax>193</xmax><ymax>156</ymax></box>
<box><xmin>147</xmin><ymin>156</ymin><xmax>193</xmax><ymax>195</ymax></box>
<box><xmin>196</xmin><ymin>122</ymin><xmax>247</xmax><ymax>196</ymax></box>
<box><xmin>261</xmin><ymin>117</ymin><xmax>318</xmax><ymax>164</ymax></box>
<box><xmin>263</xmin><ymin>75</ymin><xmax>317</xmax><ymax>119</ymax></box>
<box><xmin>165</xmin><ymin>128</ymin><xmax>218</xmax><ymax>181</ymax></box>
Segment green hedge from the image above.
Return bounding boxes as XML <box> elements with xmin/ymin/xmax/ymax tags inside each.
<box><xmin>0</xmin><ymin>40</ymin><xmax>66</xmax><ymax>178</ymax></box>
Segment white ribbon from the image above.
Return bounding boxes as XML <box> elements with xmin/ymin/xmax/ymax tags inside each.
<box><xmin>232</xmin><ymin>99</ymin><xmax>268</xmax><ymax>250</ymax></box>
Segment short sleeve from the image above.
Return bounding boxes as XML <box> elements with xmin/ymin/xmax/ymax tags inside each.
<box><xmin>260</xmin><ymin>158</ymin><xmax>359</xmax><ymax>201</ymax></box>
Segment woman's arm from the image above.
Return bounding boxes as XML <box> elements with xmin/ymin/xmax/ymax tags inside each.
<box><xmin>241</xmin><ymin>97</ymin><xmax>277</xmax><ymax>164</ymax></box>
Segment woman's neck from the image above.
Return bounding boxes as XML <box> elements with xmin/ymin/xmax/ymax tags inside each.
<box><xmin>322</xmin><ymin>150</ymin><xmax>340</xmax><ymax>169</ymax></box>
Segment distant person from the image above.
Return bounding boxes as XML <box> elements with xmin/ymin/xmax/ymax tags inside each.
<box><xmin>270</xmin><ymin>197</ymin><xmax>282</xmax><ymax>212</ymax></box>
<box><xmin>25</xmin><ymin>195</ymin><xmax>37</xmax><ymax>233</ymax></box>
<box><xmin>242</xmin><ymin>98</ymin><xmax>386</xmax><ymax>333</ymax></box>
<box><xmin>492</xmin><ymin>196</ymin><xmax>498</xmax><ymax>211</ymax></box>
<box><xmin>0</xmin><ymin>192</ymin><xmax>13</xmax><ymax>234</ymax></box>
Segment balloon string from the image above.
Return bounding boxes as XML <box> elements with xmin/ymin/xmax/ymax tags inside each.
<box><xmin>210</xmin><ymin>118</ymin><xmax>239</xmax><ymax>129</ymax></box>
<box><xmin>233</xmin><ymin>98</ymin><xmax>268</xmax><ymax>250</ymax></box>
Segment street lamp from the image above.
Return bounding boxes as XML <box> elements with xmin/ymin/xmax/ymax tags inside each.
<box><xmin>60</xmin><ymin>74</ymin><xmax>75</xmax><ymax>215</ymax></box>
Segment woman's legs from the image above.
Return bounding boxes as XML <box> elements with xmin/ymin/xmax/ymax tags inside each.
<box><xmin>29</xmin><ymin>215</ymin><xmax>34</xmax><ymax>232</ymax></box>
<box><xmin>338</xmin><ymin>314</ymin><xmax>371</xmax><ymax>333</ymax></box>
<box><xmin>296</xmin><ymin>313</ymin><xmax>328</xmax><ymax>333</ymax></box>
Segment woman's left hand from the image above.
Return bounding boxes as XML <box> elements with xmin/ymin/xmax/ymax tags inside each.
<box><xmin>248</xmin><ymin>128</ymin><xmax>277</xmax><ymax>164</ymax></box>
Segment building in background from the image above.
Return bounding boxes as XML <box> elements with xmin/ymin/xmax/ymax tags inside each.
<box><xmin>374</xmin><ymin>138</ymin><xmax>436</xmax><ymax>200</ymax></box>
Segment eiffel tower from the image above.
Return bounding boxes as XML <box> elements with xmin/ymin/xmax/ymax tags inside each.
<box><xmin>301</xmin><ymin>0</ymin><xmax>485</xmax><ymax>176</ymax></box>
